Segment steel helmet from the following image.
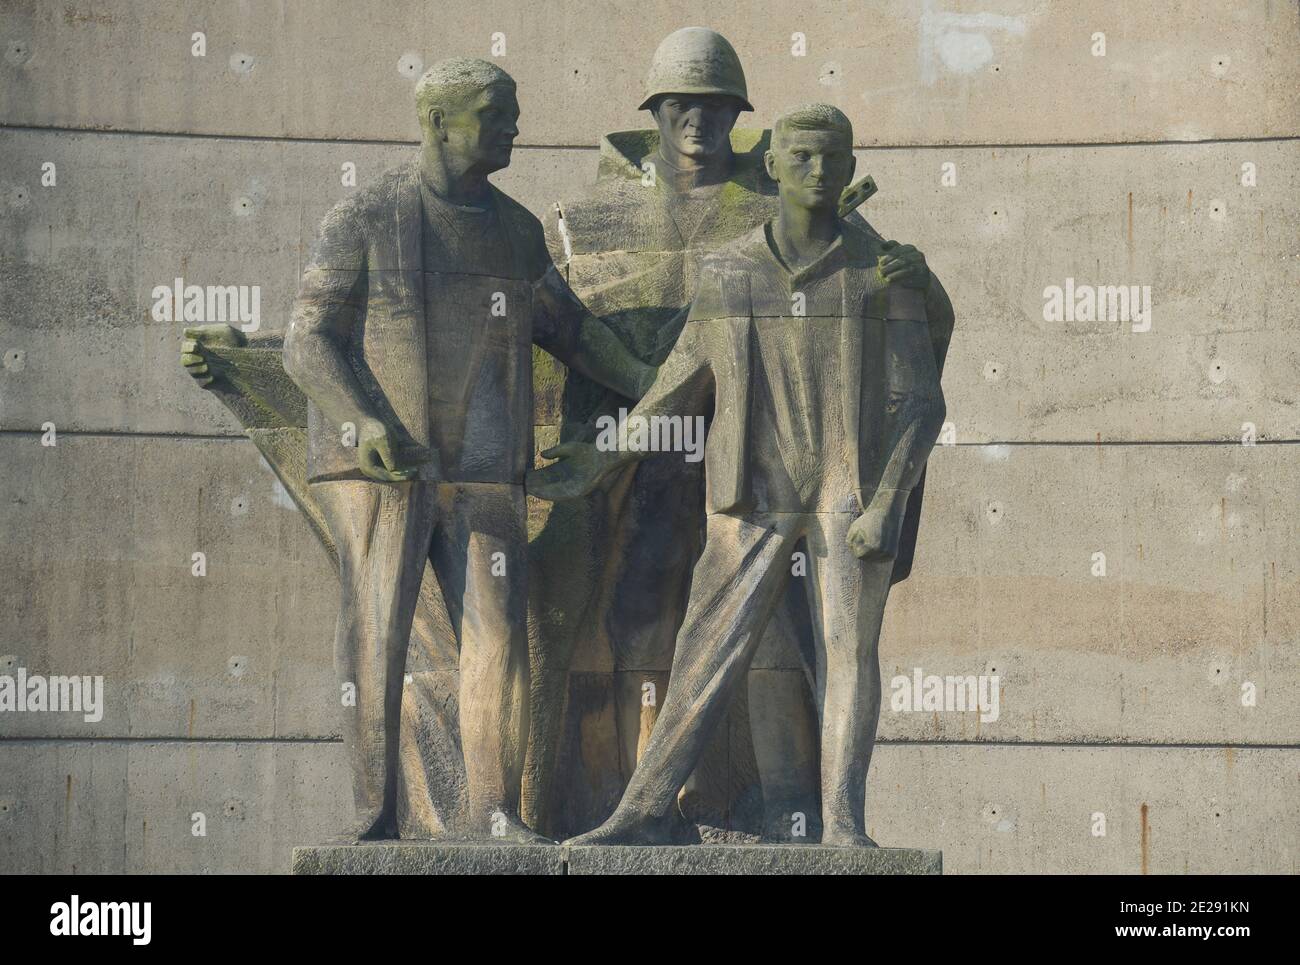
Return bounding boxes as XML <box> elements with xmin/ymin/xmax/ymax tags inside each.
<box><xmin>638</xmin><ymin>27</ymin><xmax>753</xmax><ymax>112</ymax></box>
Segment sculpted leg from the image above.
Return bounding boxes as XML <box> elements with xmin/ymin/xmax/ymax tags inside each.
<box><xmin>522</xmin><ymin>488</ymin><xmax>605</xmax><ymax>835</ymax></box>
<box><xmin>748</xmin><ymin>585</ymin><xmax>821</xmax><ymax>842</ymax></box>
<box><xmin>805</xmin><ymin>514</ymin><xmax>895</xmax><ymax>846</ymax></box>
<box><xmin>606</xmin><ymin>455</ymin><xmax>704</xmax><ymax>783</ymax></box>
<box><xmin>431</xmin><ymin>483</ymin><xmax>545</xmax><ymax>842</ymax></box>
<box><xmin>567</xmin><ymin>513</ymin><xmax>794</xmax><ymax>845</ymax></box>
<box><xmin>313</xmin><ymin>480</ymin><xmax>438</xmax><ymax>840</ymax></box>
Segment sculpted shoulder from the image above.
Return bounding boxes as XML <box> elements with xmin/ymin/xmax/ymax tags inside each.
<box><xmin>491</xmin><ymin>187</ymin><xmax>545</xmax><ymax>243</ymax></box>
<box><xmin>305</xmin><ymin>164</ymin><xmax>412</xmax><ymax>270</ymax></box>
<box><xmin>840</xmin><ymin>216</ymin><xmax>889</xmax><ymax>266</ymax></box>
<box><xmin>698</xmin><ymin>223</ymin><xmax>771</xmax><ymax>275</ymax></box>
<box><xmin>322</xmin><ymin>164</ymin><xmax>410</xmax><ymax>231</ymax></box>
<box><xmin>685</xmin><ymin>225</ymin><xmax>768</xmax><ymax>323</ymax></box>
<box><xmin>490</xmin><ymin>187</ymin><xmax>549</xmax><ymax>278</ymax></box>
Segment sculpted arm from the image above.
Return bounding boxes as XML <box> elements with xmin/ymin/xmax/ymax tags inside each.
<box><xmin>848</xmin><ymin>311</ymin><xmax>947</xmax><ymax>560</ymax></box>
<box><xmin>526</xmin><ymin>320</ymin><xmax>713</xmax><ymax>501</ymax></box>
<box><xmin>282</xmin><ymin>212</ymin><xmax>415</xmax><ymax>482</ymax></box>
<box><xmin>531</xmin><ymin>263</ymin><xmax>658</xmax><ymax>401</ymax></box>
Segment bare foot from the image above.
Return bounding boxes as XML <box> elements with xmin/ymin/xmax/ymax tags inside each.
<box><xmin>563</xmin><ymin>809</ymin><xmax>686</xmax><ymax>846</ymax></box>
<box><xmin>821</xmin><ymin>830</ymin><xmax>879</xmax><ymax>848</ymax></box>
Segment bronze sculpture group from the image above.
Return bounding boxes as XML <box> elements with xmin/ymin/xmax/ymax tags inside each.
<box><xmin>181</xmin><ymin>28</ymin><xmax>954</xmax><ymax>848</ymax></box>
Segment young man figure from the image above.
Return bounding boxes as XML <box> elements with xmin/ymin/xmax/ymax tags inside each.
<box><xmin>525</xmin><ymin>27</ymin><xmax>952</xmax><ymax>839</ymax></box>
<box><xmin>283</xmin><ymin>58</ymin><xmax>654</xmax><ymax>841</ymax></box>
<box><xmin>529</xmin><ymin>104</ymin><xmax>948</xmax><ymax>845</ymax></box>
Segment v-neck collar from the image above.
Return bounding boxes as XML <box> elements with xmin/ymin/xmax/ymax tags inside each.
<box><xmin>761</xmin><ymin>220</ymin><xmax>848</xmax><ymax>289</ymax></box>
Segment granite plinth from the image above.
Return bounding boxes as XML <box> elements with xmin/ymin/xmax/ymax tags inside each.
<box><xmin>292</xmin><ymin>842</ymin><xmax>941</xmax><ymax>875</ymax></box>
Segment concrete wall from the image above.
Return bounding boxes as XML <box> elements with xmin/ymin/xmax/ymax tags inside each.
<box><xmin>1</xmin><ymin>0</ymin><xmax>1296</xmax><ymax>873</ymax></box>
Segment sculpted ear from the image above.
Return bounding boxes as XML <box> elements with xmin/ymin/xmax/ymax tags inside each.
<box><xmin>428</xmin><ymin>107</ymin><xmax>448</xmax><ymax>140</ymax></box>
<box><xmin>763</xmin><ymin>149</ymin><xmax>778</xmax><ymax>182</ymax></box>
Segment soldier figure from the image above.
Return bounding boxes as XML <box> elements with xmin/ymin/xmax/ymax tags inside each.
<box><xmin>524</xmin><ymin>28</ymin><xmax>953</xmax><ymax>839</ymax></box>
<box><xmin>530</xmin><ymin>104</ymin><xmax>948</xmax><ymax>846</ymax></box>
<box><xmin>282</xmin><ymin>58</ymin><xmax>653</xmax><ymax>840</ymax></box>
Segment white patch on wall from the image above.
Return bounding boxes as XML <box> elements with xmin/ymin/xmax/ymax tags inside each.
<box><xmin>934</xmin><ymin>30</ymin><xmax>995</xmax><ymax>74</ymax></box>
<box><xmin>919</xmin><ymin>4</ymin><xmax>1027</xmax><ymax>84</ymax></box>
<box><xmin>271</xmin><ymin>478</ymin><xmax>296</xmax><ymax>510</ymax></box>
<box><xmin>259</xmin><ymin>456</ymin><xmax>297</xmax><ymax>510</ymax></box>
<box><xmin>980</xmin><ymin>445</ymin><xmax>1011</xmax><ymax>462</ymax></box>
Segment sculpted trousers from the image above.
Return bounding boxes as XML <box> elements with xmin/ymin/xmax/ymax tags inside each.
<box><xmin>313</xmin><ymin>480</ymin><xmax>530</xmax><ymax>834</ymax></box>
<box><xmin>524</xmin><ymin>451</ymin><xmax>704</xmax><ymax>833</ymax></box>
<box><xmin>616</xmin><ymin>509</ymin><xmax>895</xmax><ymax>839</ymax></box>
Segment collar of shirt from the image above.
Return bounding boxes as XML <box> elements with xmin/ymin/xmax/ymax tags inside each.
<box><xmin>760</xmin><ymin>220</ymin><xmax>850</xmax><ymax>291</ymax></box>
<box><xmin>418</xmin><ymin>167</ymin><xmax>494</xmax><ymax>216</ymax></box>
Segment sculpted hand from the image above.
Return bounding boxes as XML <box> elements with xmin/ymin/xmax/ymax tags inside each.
<box><xmin>846</xmin><ymin>498</ymin><xmax>907</xmax><ymax>561</ymax></box>
<box><xmin>527</xmin><ymin>441</ymin><xmax>621</xmax><ymax>502</ymax></box>
<box><xmin>181</xmin><ymin>324</ymin><xmax>245</xmax><ymax>388</ymax></box>
<box><xmin>357</xmin><ymin>418</ymin><xmax>418</xmax><ymax>483</ymax></box>
<box><xmin>877</xmin><ymin>241</ymin><xmax>930</xmax><ymax>290</ymax></box>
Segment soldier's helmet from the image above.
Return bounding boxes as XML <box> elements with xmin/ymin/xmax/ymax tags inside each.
<box><xmin>638</xmin><ymin>27</ymin><xmax>754</xmax><ymax>112</ymax></box>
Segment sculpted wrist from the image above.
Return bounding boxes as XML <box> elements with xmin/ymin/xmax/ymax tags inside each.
<box><xmin>865</xmin><ymin>487</ymin><xmax>911</xmax><ymax>517</ymax></box>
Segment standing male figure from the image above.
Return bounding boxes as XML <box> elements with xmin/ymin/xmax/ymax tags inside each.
<box><xmin>284</xmin><ymin>57</ymin><xmax>654</xmax><ymax>840</ymax></box>
<box><xmin>530</xmin><ymin>104</ymin><xmax>948</xmax><ymax>846</ymax></box>
<box><xmin>522</xmin><ymin>24</ymin><xmax>951</xmax><ymax>837</ymax></box>
<box><xmin>524</xmin><ymin>28</ymin><xmax>769</xmax><ymax>836</ymax></box>
<box><xmin>525</xmin><ymin>27</ymin><xmax>951</xmax><ymax>837</ymax></box>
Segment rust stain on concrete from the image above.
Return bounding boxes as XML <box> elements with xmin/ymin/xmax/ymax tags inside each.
<box><xmin>1140</xmin><ymin>802</ymin><xmax>1150</xmax><ymax>874</ymax></box>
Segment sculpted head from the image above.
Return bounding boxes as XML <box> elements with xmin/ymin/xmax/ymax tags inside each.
<box><xmin>416</xmin><ymin>58</ymin><xmax>519</xmax><ymax>177</ymax></box>
<box><xmin>640</xmin><ymin>28</ymin><xmax>752</xmax><ymax>167</ymax></box>
<box><xmin>765</xmin><ymin>104</ymin><xmax>856</xmax><ymax>212</ymax></box>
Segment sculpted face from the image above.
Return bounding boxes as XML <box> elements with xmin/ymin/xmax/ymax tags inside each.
<box><xmin>431</xmin><ymin>83</ymin><xmax>520</xmax><ymax>175</ymax></box>
<box><xmin>651</xmin><ymin>95</ymin><xmax>741</xmax><ymax>161</ymax></box>
<box><xmin>765</xmin><ymin>128</ymin><xmax>856</xmax><ymax>212</ymax></box>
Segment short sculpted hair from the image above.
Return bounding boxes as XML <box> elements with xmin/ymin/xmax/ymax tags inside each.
<box><xmin>772</xmin><ymin>103</ymin><xmax>854</xmax><ymax>147</ymax></box>
<box><xmin>415</xmin><ymin>57</ymin><xmax>515</xmax><ymax>118</ymax></box>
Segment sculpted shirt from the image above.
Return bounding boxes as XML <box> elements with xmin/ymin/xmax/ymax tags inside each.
<box><xmin>621</xmin><ymin>220</ymin><xmax>943</xmax><ymax>517</ymax></box>
<box><xmin>749</xmin><ymin>314</ymin><xmax>856</xmax><ymax>514</ymax></box>
<box><xmin>420</xmin><ymin>177</ymin><xmax>542</xmax><ymax>484</ymax></box>
<box><xmin>745</xmin><ymin>227</ymin><xmax>862</xmax><ymax>514</ymax></box>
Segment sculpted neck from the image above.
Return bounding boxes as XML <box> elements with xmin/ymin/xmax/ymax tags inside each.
<box><xmin>653</xmin><ymin>143</ymin><xmax>734</xmax><ymax>191</ymax></box>
<box><xmin>772</xmin><ymin>202</ymin><xmax>840</xmax><ymax>268</ymax></box>
<box><xmin>419</xmin><ymin>144</ymin><xmax>493</xmax><ymax>206</ymax></box>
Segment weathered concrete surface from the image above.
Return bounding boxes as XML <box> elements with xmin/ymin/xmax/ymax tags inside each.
<box><xmin>0</xmin><ymin>434</ymin><xmax>339</xmax><ymax>739</ymax></box>
<box><xmin>2</xmin><ymin>0</ymin><xmax>1296</xmax><ymax>875</ymax></box>
<box><xmin>2</xmin><ymin>1</ymin><xmax>1296</xmax><ymax>145</ymax></box>
<box><xmin>865</xmin><ymin>744</ymin><xmax>1300</xmax><ymax>875</ymax></box>
<box><xmin>0</xmin><ymin>739</ymin><xmax>351</xmax><ymax>874</ymax></box>
<box><xmin>292</xmin><ymin>842</ymin><xmax>564</xmax><ymax>875</ymax></box>
<box><xmin>3</xmin><ymin>131</ymin><xmax>1296</xmax><ymax>441</ymax></box>
<box><xmin>2</xmin><ymin>741</ymin><xmax>1293</xmax><ymax>873</ymax></box>
<box><xmin>564</xmin><ymin>844</ymin><xmax>942</xmax><ymax>875</ymax></box>
<box><xmin>3</xmin><ymin>435</ymin><xmax>1295</xmax><ymax>745</ymax></box>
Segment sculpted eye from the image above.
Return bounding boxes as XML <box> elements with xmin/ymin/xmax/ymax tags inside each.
<box><xmin>793</xmin><ymin>152</ymin><xmax>810</xmax><ymax>162</ymax></box>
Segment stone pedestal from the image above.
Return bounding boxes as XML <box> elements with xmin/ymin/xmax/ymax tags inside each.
<box><xmin>291</xmin><ymin>842</ymin><xmax>940</xmax><ymax>875</ymax></box>
<box><xmin>566</xmin><ymin>844</ymin><xmax>941</xmax><ymax>875</ymax></box>
<box><xmin>292</xmin><ymin>843</ymin><xmax>564</xmax><ymax>875</ymax></box>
